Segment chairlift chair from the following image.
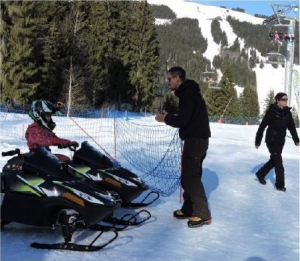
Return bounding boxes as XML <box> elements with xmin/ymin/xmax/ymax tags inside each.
<box><xmin>200</xmin><ymin>69</ymin><xmax>221</xmax><ymax>89</ymax></box>
<box><xmin>200</xmin><ymin>71</ymin><xmax>215</xmax><ymax>83</ymax></box>
<box><xmin>208</xmin><ymin>81</ymin><xmax>221</xmax><ymax>90</ymax></box>
<box><xmin>265</xmin><ymin>52</ymin><xmax>285</xmax><ymax>65</ymax></box>
<box><xmin>263</xmin><ymin>14</ymin><xmax>280</xmax><ymax>28</ymax></box>
<box><xmin>268</xmin><ymin>28</ymin><xmax>285</xmax><ymax>45</ymax></box>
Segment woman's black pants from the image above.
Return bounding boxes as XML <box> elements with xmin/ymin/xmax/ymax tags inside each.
<box><xmin>257</xmin><ymin>141</ymin><xmax>285</xmax><ymax>187</ymax></box>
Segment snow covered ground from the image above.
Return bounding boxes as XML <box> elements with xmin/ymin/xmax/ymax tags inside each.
<box><xmin>1</xmin><ymin>113</ymin><xmax>299</xmax><ymax>261</ymax></box>
<box><xmin>1</xmin><ymin>1</ymin><xmax>299</xmax><ymax>260</ymax></box>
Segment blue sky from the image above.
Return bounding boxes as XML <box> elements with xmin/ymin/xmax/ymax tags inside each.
<box><xmin>191</xmin><ymin>0</ymin><xmax>299</xmax><ymax>16</ymax></box>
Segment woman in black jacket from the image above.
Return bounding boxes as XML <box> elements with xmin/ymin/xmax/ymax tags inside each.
<box><xmin>255</xmin><ymin>92</ymin><xmax>299</xmax><ymax>191</ymax></box>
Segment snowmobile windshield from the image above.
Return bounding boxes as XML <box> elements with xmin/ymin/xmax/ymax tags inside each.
<box><xmin>73</xmin><ymin>141</ymin><xmax>113</xmax><ymax>169</ymax></box>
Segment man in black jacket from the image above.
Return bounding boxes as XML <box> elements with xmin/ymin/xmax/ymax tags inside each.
<box><xmin>255</xmin><ymin>92</ymin><xmax>299</xmax><ymax>192</ymax></box>
<box><xmin>155</xmin><ymin>67</ymin><xmax>211</xmax><ymax>228</ymax></box>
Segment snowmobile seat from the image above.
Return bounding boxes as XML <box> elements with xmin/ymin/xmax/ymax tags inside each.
<box><xmin>54</xmin><ymin>153</ymin><xmax>71</xmax><ymax>163</ymax></box>
<box><xmin>22</xmin><ymin>146</ymin><xmax>68</xmax><ymax>179</ymax></box>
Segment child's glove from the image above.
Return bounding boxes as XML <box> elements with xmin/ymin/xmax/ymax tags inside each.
<box><xmin>53</xmin><ymin>138</ymin><xmax>78</xmax><ymax>149</ymax></box>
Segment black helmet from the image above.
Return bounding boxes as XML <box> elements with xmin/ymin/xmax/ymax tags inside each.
<box><xmin>29</xmin><ymin>100</ymin><xmax>61</xmax><ymax>130</ymax></box>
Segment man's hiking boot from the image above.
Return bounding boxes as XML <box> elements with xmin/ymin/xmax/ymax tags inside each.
<box><xmin>187</xmin><ymin>217</ymin><xmax>211</xmax><ymax>228</ymax></box>
<box><xmin>173</xmin><ymin>210</ymin><xmax>190</xmax><ymax>219</ymax></box>
<box><xmin>275</xmin><ymin>185</ymin><xmax>286</xmax><ymax>192</ymax></box>
<box><xmin>256</xmin><ymin>173</ymin><xmax>266</xmax><ymax>185</ymax></box>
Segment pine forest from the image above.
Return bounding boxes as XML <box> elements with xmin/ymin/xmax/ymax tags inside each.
<box><xmin>1</xmin><ymin>2</ymin><xmax>299</xmax><ymax>118</ymax></box>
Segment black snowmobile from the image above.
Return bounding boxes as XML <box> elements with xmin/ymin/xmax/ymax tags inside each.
<box><xmin>1</xmin><ymin>146</ymin><xmax>121</xmax><ymax>251</ymax></box>
<box><xmin>67</xmin><ymin>141</ymin><xmax>159</xmax><ymax>208</ymax></box>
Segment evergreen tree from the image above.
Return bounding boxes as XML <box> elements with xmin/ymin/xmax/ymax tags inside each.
<box><xmin>150</xmin><ymin>4</ymin><xmax>176</xmax><ymax>19</ymax></box>
<box><xmin>249</xmin><ymin>48</ymin><xmax>256</xmax><ymax>68</ymax></box>
<box><xmin>39</xmin><ymin>1</ymin><xmax>91</xmax><ymax>107</ymax></box>
<box><xmin>62</xmin><ymin>1</ymin><xmax>91</xmax><ymax>109</ymax></box>
<box><xmin>126</xmin><ymin>1</ymin><xmax>160</xmax><ymax>111</ymax></box>
<box><xmin>260</xmin><ymin>60</ymin><xmax>264</xmax><ymax>69</ymax></box>
<box><xmin>211</xmin><ymin>19</ymin><xmax>227</xmax><ymax>49</ymax></box>
<box><xmin>240</xmin><ymin>86</ymin><xmax>259</xmax><ymax>122</ymax></box>
<box><xmin>111</xmin><ymin>1</ymin><xmax>135</xmax><ymax>109</ymax></box>
<box><xmin>1</xmin><ymin>2</ymin><xmax>41</xmax><ymax>104</ymax></box>
<box><xmin>163</xmin><ymin>91</ymin><xmax>178</xmax><ymax>114</ymax></box>
<box><xmin>212</xmin><ymin>54</ymin><xmax>256</xmax><ymax>89</ymax></box>
<box><xmin>211</xmin><ymin>19</ymin><xmax>222</xmax><ymax>44</ymax></box>
<box><xmin>155</xmin><ymin>17</ymin><xmax>209</xmax><ymax>106</ymax></box>
<box><xmin>85</xmin><ymin>1</ymin><xmax>160</xmax><ymax>110</ymax></box>
<box><xmin>220</xmin><ymin>32</ymin><xmax>228</xmax><ymax>49</ymax></box>
<box><xmin>218</xmin><ymin>67</ymin><xmax>240</xmax><ymax>118</ymax></box>
<box><xmin>263</xmin><ymin>89</ymin><xmax>275</xmax><ymax>115</ymax></box>
<box><xmin>85</xmin><ymin>1</ymin><xmax>125</xmax><ymax>107</ymax></box>
<box><xmin>34</xmin><ymin>2</ymin><xmax>69</xmax><ymax>102</ymax></box>
<box><xmin>204</xmin><ymin>87</ymin><xmax>224</xmax><ymax>116</ymax></box>
<box><xmin>205</xmin><ymin>67</ymin><xmax>239</xmax><ymax>117</ymax></box>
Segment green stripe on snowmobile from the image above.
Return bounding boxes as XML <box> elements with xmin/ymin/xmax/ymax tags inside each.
<box><xmin>53</xmin><ymin>181</ymin><xmax>63</xmax><ymax>185</ymax></box>
<box><xmin>73</xmin><ymin>166</ymin><xmax>91</xmax><ymax>178</ymax></box>
<box><xmin>28</xmin><ymin>177</ymin><xmax>45</xmax><ymax>186</ymax></box>
<box><xmin>75</xmin><ymin>166</ymin><xmax>91</xmax><ymax>173</ymax></box>
<box><xmin>11</xmin><ymin>183</ymin><xmax>42</xmax><ymax>197</ymax></box>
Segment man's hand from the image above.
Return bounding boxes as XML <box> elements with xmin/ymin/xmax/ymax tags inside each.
<box><xmin>155</xmin><ymin>110</ymin><xmax>168</xmax><ymax>123</ymax></box>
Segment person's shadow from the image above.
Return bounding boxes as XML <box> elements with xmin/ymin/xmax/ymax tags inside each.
<box><xmin>202</xmin><ymin>168</ymin><xmax>219</xmax><ymax>199</ymax></box>
<box><xmin>251</xmin><ymin>163</ymin><xmax>275</xmax><ymax>184</ymax></box>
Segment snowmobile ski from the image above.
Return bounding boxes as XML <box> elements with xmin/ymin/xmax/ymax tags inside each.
<box><xmin>30</xmin><ymin>229</ymin><xmax>118</xmax><ymax>252</ymax></box>
<box><xmin>103</xmin><ymin>209</ymin><xmax>151</xmax><ymax>226</ymax></box>
<box><xmin>121</xmin><ymin>191</ymin><xmax>160</xmax><ymax>208</ymax></box>
<box><xmin>82</xmin><ymin>209</ymin><xmax>152</xmax><ymax>231</ymax></box>
<box><xmin>30</xmin><ymin>209</ymin><xmax>118</xmax><ymax>252</ymax></box>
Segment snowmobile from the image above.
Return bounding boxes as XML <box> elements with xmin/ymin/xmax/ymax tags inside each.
<box><xmin>1</xmin><ymin>143</ymin><xmax>153</xmax><ymax>247</ymax></box>
<box><xmin>67</xmin><ymin>141</ymin><xmax>159</xmax><ymax>208</ymax></box>
<box><xmin>1</xmin><ymin>146</ymin><xmax>122</xmax><ymax>251</ymax></box>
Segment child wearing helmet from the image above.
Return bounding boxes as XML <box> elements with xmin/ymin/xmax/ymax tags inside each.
<box><xmin>26</xmin><ymin>100</ymin><xmax>78</xmax><ymax>161</ymax></box>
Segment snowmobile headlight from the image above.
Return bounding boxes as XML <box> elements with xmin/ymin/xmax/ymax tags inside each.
<box><xmin>94</xmin><ymin>191</ymin><xmax>115</xmax><ymax>203</ymax></box>
<box><xmin>132</xmin><ymin>177</ymin><xmax>143</xmax><ymax>183</ymax></box>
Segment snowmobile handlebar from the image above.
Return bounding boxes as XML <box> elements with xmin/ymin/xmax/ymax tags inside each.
<box><xmin>55</xmin><ymin>141</ymin><xmax>79</xmax><ymax>151</ymax></box>
<box><xmin>63</xmin><ymin>143</ymin><xmax>78</xmax><ymax>152</ymax></box>
<box><xmin>1</xmin><ymin>148</ymin><xmax>20</xmax><ymax>157</ymax></box>
<box><xmin>1</xmin><ymin>144</ymin><xmax>78</xmax><ymax>159</ymax></box>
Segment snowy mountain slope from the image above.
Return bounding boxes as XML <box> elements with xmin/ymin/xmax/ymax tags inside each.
<box><xmin>148</xmin><ymin>0</ymin><xmax>263</xmax><ymax>61</ymax></box>
<box><xmin>148</xmin><ymin>0</ymin><xmax>300</xmax><ymax>114</ymax></box>
<box><xmin>148</xmin><ymin>0</ymin><xmax>263</xmax><ymax>24</ymax></box>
